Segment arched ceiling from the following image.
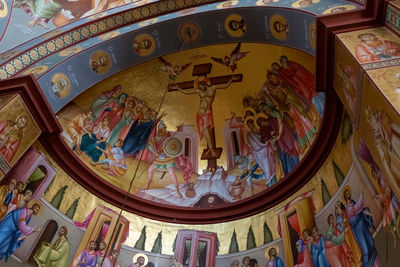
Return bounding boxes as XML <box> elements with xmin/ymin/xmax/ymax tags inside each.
<box><xmin>0</xmin><ymin>0</ymin><xmax>370</xmax><ymax>223</ymax></box>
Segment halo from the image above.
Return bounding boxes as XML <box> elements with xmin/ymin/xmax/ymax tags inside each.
<box><xmin>50</xmin><ymin>72</ymin><xmax>71</xmax><ymax>98</ymax></box>
<box><xmin>0</xmin><ymin>0</ymin><xmax>8</xmax><ymax>18</ymax></box>
<box><xmin>256</xmin><ymin>0</ymin><xmax>279</xmax><ymax>5</ymax></box>
<box><xmin>269</xmin><ymin>14</ymin><xmax>289</xmax><ymax>41</ymax></box>
<box><xmin>341</xmin><ymin>185</ymin><xmax>352</xmax><ymax>203</ymax></box>
<box><xmin>265</xmin><ymin>245</ymin><xmax>279</xmax><ymax>258</ymax></box>
<box><xmin>133</xmin><ymin>253</ymin><xmax>148</xmax><ymax>266</ymax></box>
<box><xmin>322</xmin><ymin>4</ymin><xmax>356</xmax><ymax>14</ymax></box>
<box><xmin>89</xmin><ymin>50</ymin><xmax>112</xmax><ymax>75</ymax></box>
<box><xmin>244</xmin><ymin>107</ymin><xmax>256</xmax><ymax>118</ymax></box>
<box><xmin>308</xmin><ymin>22</ymin><xmax>316</xmax><ymax>50</ymax></box>
<box><xmin>98</xmin><ymin>31</ymin><xmax>120</xmax><ymax>41</ymax></box>
<box><xmin>224</xmin><ymin>13</ymin><xmax>246</xmax><ymax>38</ymax></box>
<box><xmin>291</xmin><ymin>0</ymin><xmax>320</xmax><ymax>8</ymax></box>
<box><xmin>244</xmin><ymin>116</ymin><xmax>256</xmax><ymax>132</ymax></box>
<box><xmin>59</xmin><ymin>46</ymin><xmax>83</xmax><ymax>57</ymax></box>
<box><xmin>217</xmin><ymin>0</ymin><xmax>239</xmax><ymax>9</ymax></box>
<box><xmin>29</xmin><ymin>200</ymin><xmax>43</xmax><ymax>215</ymax></box>
<box><xmin>133</xmin><ymin>33</ymin><xmax>156</xmax><ymax>57</ymax></box>
<box><xmin>23</xmin><ymin>65</ymin><xmax>48</xmax><ymax>76</ymax></box>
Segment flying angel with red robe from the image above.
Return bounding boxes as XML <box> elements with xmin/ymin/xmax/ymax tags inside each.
<box><xmin>211</xmin><ymin>42</ymin><xmax>249</xmax><ymax>72</ymax></box>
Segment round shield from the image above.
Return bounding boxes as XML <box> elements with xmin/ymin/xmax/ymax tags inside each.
<box><xmin>163</xmin><ymin>137</ymin><xmax>183</xmax><ymax>158</ymax></box>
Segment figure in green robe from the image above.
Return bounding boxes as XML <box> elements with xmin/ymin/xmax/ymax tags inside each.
<box><xmin>34</xmin><ymin>226</ymin><xmax>70</xmax><ymax>267</ymax></box>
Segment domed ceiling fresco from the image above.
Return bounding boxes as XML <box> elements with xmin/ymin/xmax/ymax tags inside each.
<box><xmin>57</xmin><ymin>42</ymin><xmax>325</xmax><ymax>208</ymax></box>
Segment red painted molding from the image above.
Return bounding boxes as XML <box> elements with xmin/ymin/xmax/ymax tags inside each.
<box><xmin>0</xmin><ymin>49</ymin><xmax>343</xmax><ymax>223</ymax></box>
<box><xmin>39</xmin><ymin>87</ymin><xmax>342</xmax><ymax>224</ymax></box>
<box><xmin>0</xmin><ymin>75</ymin><xmax>61</xmax><ymax>133</ymax></box>
<box><xmin>316</xmin><ymin>0</ymin><xmax>387</xmax><ymax>92</ymax></box>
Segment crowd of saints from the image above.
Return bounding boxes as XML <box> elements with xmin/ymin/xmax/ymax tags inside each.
<box><xmin>234</xmin><ymin>55</ymin><xmax>324</xmax><ymax>188</ymax></box>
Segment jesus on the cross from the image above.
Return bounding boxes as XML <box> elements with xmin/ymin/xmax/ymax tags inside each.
<box><xmin>171</xmin><ymin>76</ymin><xmax>236</xmax><ymax>157</ymax></box>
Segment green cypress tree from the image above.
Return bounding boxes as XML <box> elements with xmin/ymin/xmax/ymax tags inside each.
<box><xmin>50</xmin><ymin>185</ymin><xmax>68</xmax><ymax>209</ymax></box>
<box><xmin>172</xmin><ymin>232</ymin><xmax>178</xmax><ymax>252</ymax></box>
<box><xmin>229</xmin><ymin>230</ymin><xmax>239</xmax><ymax>253</ymax></box>
<box><xmin>263</xmin><ymin>222</ymin><xmax>273</xmax><ymax>244</ymax></box>
<box><xmin>44</xmin><ymin>177</ymin><xmax>55</xmax><ymax>195</ymax></box>
<box><xmin>134</xmin><ymin>226</ymin><xmax>147</xmax><ymax>250</ymax></box>
<box><xmin>246</xmin><ymin>225</ymin><xmax>256</xmax><ymax>250</ymax></box>
<box><xmin>332</xmin><ymin>160</ymin><xmax>345</xmax><ymax>186</ymax></box>
<box><xmin>151</xmin><ymin>231</ymin><xmax>162</xmax><ymax>253</ymax></box>
<box><xmin>321</xmin><ymin>178</ymin><xmax>331</xmax><ymax>205</ymax></box>
<box><xmin>65</xmin><ymin>197</ymin><xmax>80</xmax><ymax>219</ymax></box>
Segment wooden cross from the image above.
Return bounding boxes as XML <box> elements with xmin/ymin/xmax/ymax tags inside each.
<box><xmin>168</xmin><ymin>63</ymin><xmax>243</xmax><ymax>169</ymax></box>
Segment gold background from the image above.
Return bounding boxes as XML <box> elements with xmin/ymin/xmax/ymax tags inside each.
<box><xmin>60</xmin><ymin>42</ymin><xmax>316</xmax><ymax>173</ymax></box>
<box><xmin>40</xmin><ymin>114</ymin><xmax>352</xmax><ymax>255</ymax></box>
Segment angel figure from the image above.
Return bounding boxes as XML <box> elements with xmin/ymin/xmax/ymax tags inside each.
<box><xmin>157</xmin><ymin>56</ymin><xmax>191</xmax><ymax>81</ymax></box>
<box><xmin>211</xmin><ymin>42</ymin><xmax>249</xmax><ymax>72</ymax></box>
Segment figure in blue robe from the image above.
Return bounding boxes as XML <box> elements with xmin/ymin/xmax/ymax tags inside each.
<box><xmin>310</xmin><ymin>228</ymin><xmax>331</xmax><ymax>267</ymax></box>
<box><xmin>345</xmin><ymin>193</ymin><xmax>379</xmax><ymax>267</ymax></box>
<box><xmin>0</xmin><ymin>207</ymin><xmax>37</xmax><ymax>262</ymax></box>
<box><xmin>122</xmin><ymin>119</ymin><xmax>155</xmax><ymax>156</ymax></box>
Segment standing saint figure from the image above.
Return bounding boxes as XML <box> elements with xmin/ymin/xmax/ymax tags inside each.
<box><xmin>343</xmin><ymin>188</ymin><xmax>380</xmax><ymax>267</ymax></box>
<box><xmin>325</xmin><ymin>214</ymin><xmax>352</xmax><ymax>267</ymax></box>
<box><xmin>72</xmin><ymin>240</ymin><xmax>98</xmax><ymax>267</ymax></box>
<box><xmin>0</xmin><ymin>114</ymin><xmax>28</xmax><ymax>163</ymax></box>
<box><xmin>266</xmin><ymin>247</ymin><xmax>284</xmax><ymax>267</ymax></box>
<box><xmin>0</xmin><ymin>179</ymin><xmax>16</xmax><ymax>220</ymax></box>
<box><xmin>34</xmin><ymin>226</ymin><xmax>70</xmax><ymax>267</ymax></box>
<box><xmin>0</xmin><ymin>201</ymin><xmax>42</xmax><ymax>262</ymax></box>
<box><xmin>173</xmin><ymin>76</ymin><xmax>234</xmax><ymax>157</ymax></box>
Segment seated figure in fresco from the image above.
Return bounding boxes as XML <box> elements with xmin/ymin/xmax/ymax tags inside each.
<box><xmin>0</xmin><ymin>114</ymin><xmax>28</xmax><ymax>163</ymax></box>
<box><xmin>80</xmin><ymin>117</ymin><xmax>111</xmax><ymax>163</ymax></box>
<box><xmin>0</xmin><ymin>201</ymin><xmax>42</xmax><ymax>262</ymax></box>
<box><xmin>68</xmin><ymin>109</ymin><xmax>94</xmax><ymax>155</ymax></box>
<box><xmin>356</xmin><ymin>33</ymin><xmax>400</xmax><ymax>63</ymax></box>
<box><xmin>232</xmin><ymin>154</ymin><xmax>265</xmax><ymax>192</ymax></box>
<box><xmin>295</xmin><ymin>239</ymin><xmax>312</xmax><ymax>267</ymax></box>
<box><xmin>325</xmin><ymin>214</ymin><xmax>353</xmax><ymax>267</ymax></box>
<box><xmin>72</xmin><ymin>240</ymin><xmax>98</xmax><ymax>267</ymax></box>
<box><xmin>343</xmin><ymin>188</ymin><xmax>380</xmax><ymax>267</ymax></box>
<box><xmin>34</xmin><ymin>226</ymin><xmax>70</xmax><ymax>267</ymax></box>
<box><xmin>266</xmin><ymin>247</ymin><xmax>284</xmax><ymax>267</ymax></box>
<box><xmin>0</xmin><ymin>179</ymin><xmax>16</xmax><ymax>221</ymax></box>
<box><xmin>310</xmin><ymin>227</ymin><xmax>331</xmax><ymax>267</ymax></box>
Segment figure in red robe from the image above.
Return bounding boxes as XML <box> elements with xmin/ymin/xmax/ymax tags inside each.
<box><xmin>356</xmin><ymin>33</ymin><xmax>400</xmax><ymax>63</ymax></box>
<box><xmin>0</xmin><ymin>115</ymin><xmax>28</xmax><ymax>163</ymax></box>
<box><xmin>95</xmin><ymin>93</ymin><xmax>127</xmax><ymax>131</ymax></box>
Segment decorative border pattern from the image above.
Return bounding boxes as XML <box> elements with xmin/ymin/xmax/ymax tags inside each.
<box><xmin>0</xmin><ymin>0</ymin><xmax>220</xmax><ymax>80</ymax></box>
<box><xmin>386</xmin><ymin>3</ymin><xmax>400</xmax><ymax>37</ymax></box>
<box><xmin>361</xmin><ymin>58</ymin><xmax>400</xmax><ymax>70</ymax></box>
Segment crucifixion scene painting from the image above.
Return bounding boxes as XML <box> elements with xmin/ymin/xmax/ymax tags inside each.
<box><xmin>57</xmin><ymin>42</ymin><xmax>324</xmax><ymax>208</ymax></box>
